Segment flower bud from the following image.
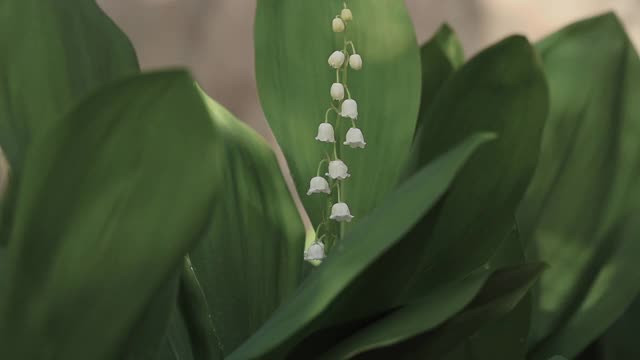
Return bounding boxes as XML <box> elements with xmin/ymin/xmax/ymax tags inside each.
<box><xmin>349</xmin><ymin>54</ymin><xmax>363</xmax><ymax>70</ymax></box>
<box><xmin>330</xmin><ymin>202</ymin><xmax>354</xmax><ymax>222</ymax></box>
<box><xmin>332</xmin><ymin>17</ymin><xmax>345</xmax><ymax>33</ymax></box>
<box><xmin>344</xmin><ymin>127</ymin><xmax>366</xmax><ymax>148</ymax></box>
<box><xmin>341</xmin><ymin>99</ymin><xmax>358</xmax><ymax>119</ymax></box>
<box><xmin>304</xmin><ymin>242</ymin><xmax>326</xmax><ymax>261</ymax></box>
<box><xmin>326</xmin><ymin>160</ymin><xmax>350</xmax><ymax>180</ymax></box>
<box><xmin>307</xmin><ymin>176</ymin><xmax>331</xmax><ymax>195</ymax></box>
<box><xmin>315</xmin><ymin>123</ymin><xmax>335</xmax><ymax>143</ymax></box>
<box><xmin>328</xmin><ymin>51</ymin><xmax>345</xmax><ymax>69</ymax></box>
<box><xmin>330</xmin><ymin>83</ymin><xmax>345</xmax><ymax>101</ymax></box>
<box><xmin>341</xmin><ymin>8</ymin><xmax>353</xmax><ymax>21</ymax></box>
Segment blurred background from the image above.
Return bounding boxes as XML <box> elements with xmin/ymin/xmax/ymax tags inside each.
<box><xmin>97</xmin><ymin>0</ymin><xmax>640</xmax><ymax>139</ymax></box>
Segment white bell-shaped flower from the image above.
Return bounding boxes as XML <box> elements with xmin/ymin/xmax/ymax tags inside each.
<box><xmin>304</xmin><ymin>242</ymin><xmax>326</xmax><ymax>261</ymax></box>
<box><xmin>307</xmin><ymin>176</ymin><xmax>331</xmax><ymax>195</ymax></box>
<box><xmin>344</xmin><ymin>127</ymin><xmax>367</xmax><ymax>148</ymax></box>
<box><xmin>330</xmin><ymin>202</ymin><xmax>354</xmax><ymax>222</ymax></box>
<box><xmin>326</xmin><ymin>160</ymin><xmax>350</xmax><ymax>180</ymax></box>
<box><xmin>328</xmin><ymin>51</ymin><xmax>345</xmax><ymax>69</ymax></box>
<box><xmin>341</xmin><ymin>8</ymin><xmax>353</xmax><ymax>21</ymax></box>
<box><xmin>349</xmin><ymin>54</ymin><xmax>363</xmax><ymax>70</ymax></box>
<box><xmin>341</xmin><ymin>99</ymin><xmax>358</xmax><ymax>119</ymax></box>
<box><xmin>330</xmin><ymin>83</ymin><xmax>345</xmax><ymax>101</ymax></box>
<box><xmin>315</xmin><ymin>123</ymin><xmax>335</xmax><ymax>143</ymax></box>
<box><xmin>332</xmin><ymin>17</ymin><xmax>345</xmax><ymax>33</ymax></box>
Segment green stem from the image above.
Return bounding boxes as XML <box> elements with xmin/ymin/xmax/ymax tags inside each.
<box><xmin>324</xmin><ymin>107</ymin><xmax>335</xmax><ymax>123</ymax></box>
<box><xmin>316</xmin><ymin>158</ymin><xmax>328</xmax><ymax>176</ymax></box>
<box><xmin>344</xmin><ymin>85</ymin><xmax>352</xmax><ymax>99</ymax></box>
<box><xmin>346</xmin><ymin>40</ymin><xmax>357</xmax><ymax>54</ymax></box>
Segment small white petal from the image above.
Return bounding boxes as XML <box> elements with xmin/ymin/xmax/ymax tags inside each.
<box><xmin>304</xmin><ymin>242</ymin><xmax>326</xmax><ymax>261</ymax></box>
<box><xmin>328</xmin><ymin>51</ymin><xmax>345</xmax><ymax>69</ymax></box>
<box><xmin>330</xmin><ymin>202</ymin><xmax>354</xmax><ymax>222</ymax></box>
<box><xmin>341</xmin><ymin>8</ymin><xmax>353</xmax><ymax>21</ymax></box>
<box><xmin>330</xmin><ymin>83</ymin><xmax>345</xmax><ymax>101</ymax></box>
<box><xmin>341</xmin><ymin>99</ymin><xmax>358</xmax><ymax>119</ymax></box>
<box><xmin>326</xmin><ymin>160</ymin><xmax>350</xmax><ymax>180</ymax></box>
<box><xmin>349</xmin><ymin>54</ymin><xmax>363</xmax><ymax>70</ymax></box>
<box><xmin>332</xmin><ymin>17</ymin><xmax>345</xmax><ymax>33</ymax></box>
<box><xmin>344</xmin><ymin>127</ymin><xmax>367</xmax><ymax>149</ymax></box>
<box><xmin>315</xmin><ymin>123</ymin><xmax>335</xmax><ymax>143</ymax></box>
<box><xmin>307</xmin><ymin>176</ymin><xmax>331</xmax><ymax>195</ymax></box>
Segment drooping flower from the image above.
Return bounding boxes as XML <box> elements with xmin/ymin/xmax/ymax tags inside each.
<box><xmin>330</xmin><ymin>83</ymin><xmax>345</xmax><ymax>101</ymax></box>
<box><xmin>328</xmin><ymin>51</ymin><xmax>345</xmax><ymax>69</ymax></box>
<box><xmin>341</xmin><ymin>8</ymin><xmax>353</xmax><ymax>21</ymax></box>
<box><xmin>332</xmin><ymin>17</ymin><xmax>345</xmax><ymax>33</ymax></box>
<box><xmin>349</xmin><ymin>54</ymin><xmax>363</xmax><ymax>70</ymax></box>
<box><xmin>330</xmin><ymin>202</ymin><xmax>354</xmax><ymax>222</ymax></box>
<box><xmin>326</xmin><ymin>160</ymin><xmax>350</xmax><ymax>180</ymax></box>
<box><xmin>304</xmin><ymin>242</ymin><xmax>326</xmax><ymax>261</ymax></box>
<box><xmin>341</xmin><ymin>99</ymin><xmax>358</xmax><ymax>119</ymax></box>
<box><xmin>344</xmin><ymin>127</ymin><xmax>366</xmax><ymax>148</ymax></box>
<box><xmin>315</xmin><ymin>123</ymin><xmax>335</xmax><ymax>143</ymax></box>
<box><xmin>307</xmin><ymin>176</ymin><xmax>331</xmax><ymax>195</ymax></box>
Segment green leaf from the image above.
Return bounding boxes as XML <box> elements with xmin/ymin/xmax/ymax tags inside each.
<box><xmin>600</xmin><ymin>296</ymin><xmax>640</xmax><ymax>360</ymax></box>
<box><xmin>227</xmin><ymin>133</ymin><xmax>496</xmax><ymax>360</ymax></box>
<box><xmin>402</xmin><ymin>35</ymin><xmax>549</xmax><ymax>297</ymax></box>
<box><xmin>517</xmin><ymin>13</ymin><xmax>640</xmax><ymax>358</ymax></box>
<box><xmin>441</xmin><ymin>227</ymin><xmax>532</xmax><ymax>360</ymax></box>
<box><xmin>358</xmin><ymin>263</ymin><xmax>546</xmax><ymax>360</ymax></box>
<box><xmin>318</xmin><ymin>269</ymin><xmax>491</xmax><ymax>359</ymax></box>
<box><xmin>0</xmin><ymin>0</ymin><xmax>138</xmax><ymax>175</ymax></box>
<box><xmin>254</xmin><ymin>0</ymin><xmax>422</xmax><ymax>227</ymax></box>
<box><xmin>157</xmin><ymin>305</ymin><xmax>196</xmax><ymax>360</ymax></box>
<box><xmin>416</xmin><ymin>24</ymin><xmax>464</xmax><ymax>133</ymax></box>
<box><xmin>123</xmin><ymin>275</ymin><xmax>181</xmax><ymax>360</ymax></box>
<box><xmin>0</xmin><ymin>71</ymin><xmax>222</xmax><ymax>360</ymax></box>
<box><xmin>188</xmin><ymin>92</ymin><xmax>306</xmax><ymax>356</ymax></box>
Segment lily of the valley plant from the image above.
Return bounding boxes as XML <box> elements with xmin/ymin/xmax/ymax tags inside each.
<box><xmin>1</xmin><ymin>1</ymin><xmax>639</xmax><ymax>360</ymax></box>
<box><xmin>306</xmin><ymin>3</ymin><xmax>364</xmax><ymax>262</ymax></box>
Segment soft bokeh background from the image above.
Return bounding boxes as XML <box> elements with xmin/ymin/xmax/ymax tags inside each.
<box><xmin>97</xmin><ymin>0</ymin><xmax>640</xmax><ymax>139</ymax></box>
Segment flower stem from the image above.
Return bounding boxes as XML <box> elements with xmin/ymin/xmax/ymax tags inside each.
<box><xmin>346</xmin><ymin>41</ymin><xmax>357</xmax><ymax>54</ymax></box>
<box><xmin>316</xmin><ymin>158</ymin><xmax>328</xmax><ymax>176</ymax></box>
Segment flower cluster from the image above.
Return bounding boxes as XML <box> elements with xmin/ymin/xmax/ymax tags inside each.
<box><xmin>304</xmin><ymin>3</ymin><xmax>365</xmax><ymax>262</ymax></box>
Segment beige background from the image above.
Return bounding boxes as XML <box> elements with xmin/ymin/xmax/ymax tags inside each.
<box><xmin>97</xmin><ymin>0</ymin><xmax>640</xmax><ymax>138</ymax></box>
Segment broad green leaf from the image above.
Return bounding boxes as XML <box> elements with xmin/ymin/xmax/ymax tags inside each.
<box><xmin>0</xmin><ymin>0</ymin><xmax>138</xmax><ymax>175</ymax></box>
<box><xmin>600</xmin><ymin>296</ymin><xmax>640</xmax><ymax>360</ymax></box>
<box><xmin>416</xmin><ymin>24</ymin><xmax>464</xmax><ymax>133</ymax></box>
<box><xmin>401</xmin><ymin>35</ymin><xmax>548</xmax><ymax>298</ymax></box>
<box><xmin>528</xmin><ymin>216</ymin><xmax>640</xmax><ymax>360</ymax></box>
<box><xmin>255</xmin><ymin>0</ymin><xmax>421</xmax><ymax>228</ymax></box>
<box><xmin>318</xmin><ymin>269</ymin><xmax>491</xmax><ymax>359</ymax></box>
<box><xmin>0</xmin><ymin>71</ymin><xmax>222</xmax><ymax>360</ymax></box>
<box><xmin>227</xmin><ymin>133</ymin><xmax>495</xmax><ymax>360</ymax></box>
<box><xmin>157</xmin><ymin>305</ymin><xmax>196</xmax><ymax>360</ymax></box>
<box><xmin>442</xmin><ymin>227</ymin><xmax>532</xmax><ymax>360</ymax></box>
<box><xmin>518</xmin><ymin>13</ymin><xmax>640</xmax><ymax>358</ymax></box>
<box><xmin>188</xmin><ymin>92</ymin><xmax>306</xmax><ymax>356</ymax></box>
<box><xmin>123</xmin><ymin>275</ymin><xmax>181</xmax><ymax>360</ymax></box>
<box><xmin>358</xmin><ymin>263</ymin><xmax>546</xmax><ymax>360</ymax></box>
